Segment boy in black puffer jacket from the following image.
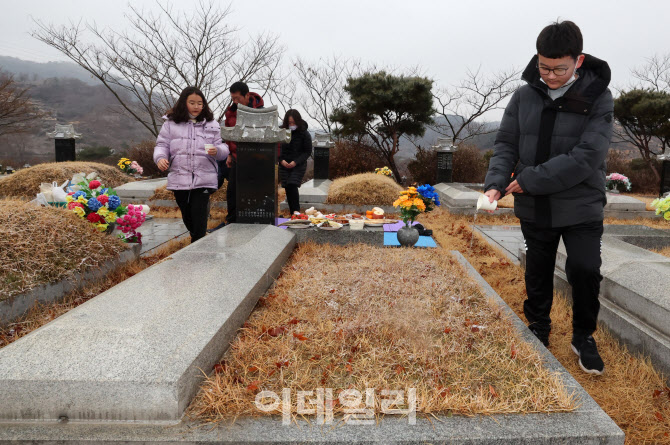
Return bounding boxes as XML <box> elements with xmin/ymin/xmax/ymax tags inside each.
<box><xmin>484</xmin><ymin>20</ymin><xmax>614</xmax><ymax>376</ymax></box>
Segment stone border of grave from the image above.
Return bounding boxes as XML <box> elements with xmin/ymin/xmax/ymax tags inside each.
<box><xmin>119</xmin><ymin>198</ymin><xmax>228</xmax><ymax>209</ymax></box>
<box><xmin>549</xmin><ymin>238</ymin><xmax>670</xmax><ymax>379</ymax></box>
<box><xmin>435</xmin><ymin>182</ymin><xmax>661</xmax><ymax>219</ymax></box>
<box><xmin>0</xmin><ymin>244</ymin><xmax>141</xmax><ymax>328</ymax></box>
<box><xmin>0</xmin><ymin>249</ymin><xmax>623</xmax><ymax>444</ymax></box>
<box><xmin>0</xmin><ymin>225</ymin><xmax>296</xmax><ymax>424</ymax></box>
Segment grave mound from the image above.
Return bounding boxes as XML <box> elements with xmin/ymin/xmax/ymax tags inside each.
<box><xmin>0</xmin><ymin>162</ymin><xmax>132</xmax><ymax>199</ymax></box>
<box><xmin>326</xmin><ymin>173</ymin><xmax>402</xmax><ymax>206</ymax></box>
<box><xmin>0</xmin><ymin>199</ymin><xmax>126</xmax><ymax>300</ymax></box>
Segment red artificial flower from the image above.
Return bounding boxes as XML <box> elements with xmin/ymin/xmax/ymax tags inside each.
<box><xmin>89</xmin><ymin>180</ymin><xmax>101</xmax><ymax>189</ymax></box>
<box><xmin>67</xmin><ymin>191</ymin><xmax>75</xmax><ymax>196</ymax></box>
<box><xmin>87</xmin><ymin>213</ymin><xmax>102</xmax><ymax>223</ymax></box>
<box><xmin>97</xmin><ymin>194</ymin><xmax>109</xmax><ymax>205</ymax></box>
<box><xmin>67</xmin><ymin>202</ymin><xmax>84</xmax><ymax>210</ymax></box>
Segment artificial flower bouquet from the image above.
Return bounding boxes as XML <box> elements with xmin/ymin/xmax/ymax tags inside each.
<box><xmin>117</xmin><ymin>158</ymin><xmax>144</xmax><ymax>176</ymax></box>
<box><xmin>66</xmin><ymin>178</ymin><xmax>126</xmax><ymax>233</ymax></box>
<box><xmin>116</xmin><ymin>204</ymin><xmax>146</xmax><ymax>243</ymax></box>
<box><xmin>393</xmin><ymin>184</ymin><xmax>441</xmax><ymax>226</ymax></box>
<box><xmin>651</xmin><ymin>195</ymin><xmax>670</xmax><ymax>221</ymax></box>
<box><xmin>605</xmin><ymin>172</ymin><xmax>632</xmax><ymax>192</ymax></box>
<box><xmin>375</xmin><ymin>166</ymin><xmax>393</xmax><ymax>177</ymax></box>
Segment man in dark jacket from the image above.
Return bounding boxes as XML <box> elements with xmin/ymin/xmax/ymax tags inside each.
<box><xmin>484</xmin><ymin>20</ymin><xmax>613</xmax><ymax>375</ymax></box>
<box><xmin>221</xmin><ymin>81</ymin><xmax>264</xmax><ymax>224</ymax></box>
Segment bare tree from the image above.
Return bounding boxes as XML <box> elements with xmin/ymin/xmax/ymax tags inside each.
<box><xmin>632</xmin><ymin>53</ymin><xmax>670</xmax><ymax>93</ymax></box>
<box><xmin>291</xmin><ymin>56</ymin><xmax>376</xmax><ymax>133</ymax></box>
<box><xmin>32</xmin><ymin>1</ymin><xmax>284</xmax><ymax>137</ymax></box>
<box><xmin>431</xmin><ymin>67</ymin><xmax>520</xmax><ymax>146</ymax></box>
<box><xmin>0</xmin><ymin>72</ymin><xmax>46</xmax><ymax>138</ymax></box>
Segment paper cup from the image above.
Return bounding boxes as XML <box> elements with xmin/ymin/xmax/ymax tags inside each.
<box><xmin>204</xmin><ymin>144</ymin><xmax>215</xmax><ymax>153</ymax></box>
<box><xmin>477</xmin><ymin>194</ymin><xmax>497</xmax><ymax>211</ymax></box>
<box><xmin>349</xmin><ymin>219</ymin><xmax>365</xmax><ymax>231</ymax></box>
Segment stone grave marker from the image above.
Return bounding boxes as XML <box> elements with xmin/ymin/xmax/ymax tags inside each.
<box><xmin>47</xmin><ymin>124</ymin><xmax>81</xmax><ymax>162</ymax></box>
<box><xmin>313</xmin><ymin>132</ymin><xmax>334</xmax><ymax>180</ymax></box>
<box><xmin>433</xmin><ymin>137</ymin><xmax>457</xmax><ymax>183</ymax></box>
<box><xmin>659</xmin><ymin>151</ymin><xmax>670</xmax><ymax>196</ymax></box>
<box><xmin>222</xmin><ymin>105</ymin><xmax>291</xmax><ymax>224</ymax></box>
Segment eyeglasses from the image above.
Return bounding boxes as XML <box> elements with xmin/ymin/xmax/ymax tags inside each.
<box><xmin>537</xmin><ymin>64</ymin><xmax>570</xmax><ymax>76</ymax></box>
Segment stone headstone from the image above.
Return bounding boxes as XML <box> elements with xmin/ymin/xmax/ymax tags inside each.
<box><xmin>47</xmin><ymin>124</ymin><xmax>81</xmax><ymax>163</ymax></box>
<box><xmin>432</xmin><ymin>137</ymin><xmax>457</xmax><ymax>183</ymax></box>
<box><xmin>313</xmin><ymin>133</ymin><xmax>334</xmax><ymax>180</ymax></box>
<box><xmin>5</xmin><ymin>166</ymin><xmax>14</xmax><ymax>174</ymax></box>
<box><xmin>659</xmin><ymin>152</ymin><xmax>670</xmax><ymax>196</ymax></box>
<box><xmin>222</xmin><ymin>105</ymin><xmax>291</xmax><ymax>225</ymax></box>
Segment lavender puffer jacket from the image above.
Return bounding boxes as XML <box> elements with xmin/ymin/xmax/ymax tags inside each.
<box><xmin>153</xmin><ymin>118</ymin><xmax>229</xmax><ymax>190</ymax></box>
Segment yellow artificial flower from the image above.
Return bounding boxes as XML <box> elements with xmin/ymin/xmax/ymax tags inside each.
<box><xmin>77</xmin><ymin>196</ymin><xmax>88</xmax><ymax>204</ymax></box>
<box><xmin>73</xmin><ymin>207</ymin><xmax>85</xmax><ymax>218</ymax></box>
<box><xmin>96</xmin><ymin>223</ymin><xmax>109</xmax><ymax>232</ymax></box>
<box><xmin>97</xmin><ymin>207</ymin><xmax>109</xmax><ymax>217</ymax></box>
<box><xmin>105</xmin><ymin>213</ymin><xmax>117</xmax><ymax>224</ymax></box>
<box><xmin>66</xmin><ymin>195</ymin><xmax>74</xmax><ymax>203</ymax></box>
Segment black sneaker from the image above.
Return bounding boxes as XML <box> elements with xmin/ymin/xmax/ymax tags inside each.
<box><xmin>571</xmin><ymin>335</ymin><xmax>605</xmax><ymax>375</ymax></box>
<box><xmin>528</xmin><ymin>324</ymin><xmax>550</xmax><ymax>347</ymax></box>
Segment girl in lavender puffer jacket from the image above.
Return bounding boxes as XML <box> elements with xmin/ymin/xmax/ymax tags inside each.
<box><xmin>154</xmin><ymin>86</ymin><xmax>229</xmax><ymax>243</ymax></box>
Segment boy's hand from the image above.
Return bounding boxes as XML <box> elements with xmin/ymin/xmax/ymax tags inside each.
<box><xmin>505</xmin><ymin>180</ymin><xmax>524</xmax><ymax>195</ymax></box>
<box><xmin>483</xmin><ymin>189</ymin><xmax>501</xmax><ymax>213</ymax></box>
<box><xmin>484</xmin><ymin>189</ymin><xmax>501</xmax><ymax>203</ymax></box>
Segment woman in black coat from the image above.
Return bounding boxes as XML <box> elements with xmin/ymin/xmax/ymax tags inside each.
<box><xmin>279</xmin><ymin>109</ymin><xmax>312</xmax><ymax>215</ymax></box>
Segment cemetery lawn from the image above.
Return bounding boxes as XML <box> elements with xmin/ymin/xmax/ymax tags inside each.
<box><xmin>419</xmin><ymin>208</ymin><xmax>670</xmax><ymax>444</ymax></box>
<box><xmin>190</xmin><ymin>242</ymin><xmax>576</xmax><ymax>422</ymax></box>
<box><xmin>0</xmin><ymin>199</ymin><xmax>126</xmax><ymax>300</ymax></box>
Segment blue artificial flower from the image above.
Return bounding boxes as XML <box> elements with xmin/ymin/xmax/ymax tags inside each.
<box><xmin>73</xmin><ymin>191</ymin><xmax>86</xmax><ymax>199</ymax></box>
<box><xmin>101</xmin><ymin>188</ymin><xmax>109</xmax><ymax>194</ymax></box>
<box><xmin>107</xmin><ymin>195</ymin><xmax>121</xmax><ymax>210</ymax></box>
<box><xmin>87</xmin><ymin>197</ymin><xmax>102</xmax><ymax>212</ymax></box>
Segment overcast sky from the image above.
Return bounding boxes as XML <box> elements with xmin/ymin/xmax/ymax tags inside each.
<box><xmin>1</xmin><ymin>0</ymin><xmax>669</xmax><ymax>120</ymax></box>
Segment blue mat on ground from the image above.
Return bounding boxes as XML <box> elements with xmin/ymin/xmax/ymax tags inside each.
<box><xmin>383</xmin><ymin>232</ymin><xmax>438</xmax><ymax>248</ymax></box>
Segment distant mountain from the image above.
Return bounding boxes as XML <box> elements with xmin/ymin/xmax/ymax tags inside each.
<box><xmin>0</xmin><ymin>56</ymin><xmax>97</xmax><ymax>85</ymax></box>
<box><xmin>0</xmin><ymin>75</ymin><xmax>152</xmax><ymax>163</ymax></box>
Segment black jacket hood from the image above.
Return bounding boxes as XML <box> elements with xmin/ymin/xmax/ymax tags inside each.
<box><xmin>522</xmin><ymin>54</ymin><xmax>611</xmax><ymax>105</ymax></box>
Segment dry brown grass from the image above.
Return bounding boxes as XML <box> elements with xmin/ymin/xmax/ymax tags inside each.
<box><xmin>603</xmin><ymin>216</ymin><xmax>669</xmax><ymax>230</ymax></box>
<box><xmin>0</xmin><ymin>236</ymin><xmax>190</xmax><ymax>348</ymax></box>
<box><xmin>628</xmin><ymin>194</ymin><xmax>659</xmax><ymax>211</ymax></box>
<box><xmin>496</xmin><ymin>194</ymin><xmax>514</xmax><ymax>208</ymax></box>
<box><xmin>189</xmin><ymin>243</ymin><xmax>576</xmax><ymax>423</ymax></box>
<box><xmin>326</xmin><ymin>173</ymin><xmax>402</xmax><ymax>206</ymax></box>
<box><xmin>418</xmin><ymin>208</ymin><xmax>670</xmax><ymax>444</ymax></box>
<box><xmin>652</xmin><ymin>246</ymin><xmax>670</xmax><ymax>258</ymax></box>
<box><xmin>151</xmin><ymin>183</ymin><xmax>227</xmax><ymax>202</ymax></box>
<box><xmin>0</xmin><ymin>199</ymin><xmax>127</xmax><ymax>300</ymax></box>
<box><xmin>0</xmin><ymin>162</ymin><xmax>132</xmax><ymax>198</ymax></box>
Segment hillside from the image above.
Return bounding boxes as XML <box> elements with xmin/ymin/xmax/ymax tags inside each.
<box><xmin>0</xmin><ymin>75</ymin><xmax>153</xmax><ymax>164</ymax></box>
<box><xmin>0</xmin><ymin>56</ymin><xmax>97</xmax><ymax>85</ymax></box>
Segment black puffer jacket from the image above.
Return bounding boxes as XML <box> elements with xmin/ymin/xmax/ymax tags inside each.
<box><xmin>484</xmin><ymin>54</ymin><xmax>614</xmax><ymax>228</ymax></box>
<box><xmin>279</xmin><ymin>122</ymin><xmax>312</xmax><ymax>187</ymax></box>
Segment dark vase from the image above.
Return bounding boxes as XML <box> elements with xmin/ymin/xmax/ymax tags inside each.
<box><xmin>397</xmin><ymin>226</ymin><xmax>420</xmax><ymax>247</ymax></box>
<box><xmin>104</xmin><ymin>222</ymin><xmax>117</xmax><ymax>235</ymax></box>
